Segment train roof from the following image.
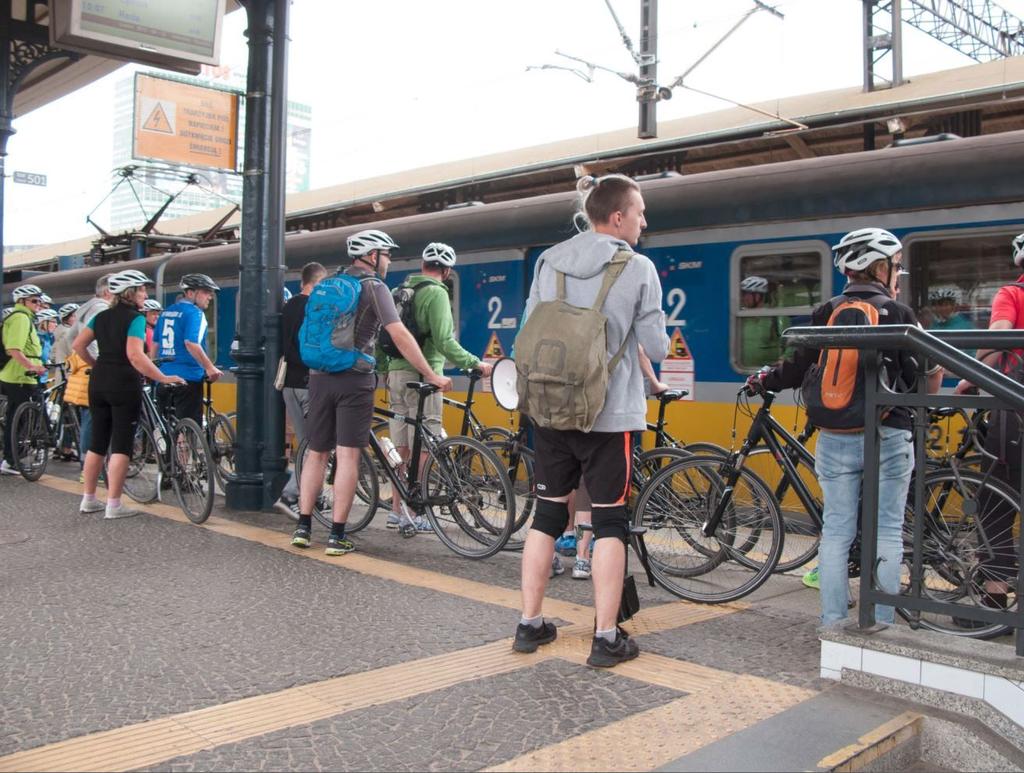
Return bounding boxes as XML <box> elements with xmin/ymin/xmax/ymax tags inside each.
<box><xmin>15</xmin><ymin>128</ymin><xmax>1024</xmax><ymax>301</ymax></box>
<box><xmin>9</xmin><ymin>55</ymin><xmax>1024</xmax><ymax>272</ymax></box>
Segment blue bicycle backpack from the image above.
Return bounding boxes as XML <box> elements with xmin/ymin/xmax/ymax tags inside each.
<box><xmin>298</xmin><ymin>273</ymin><xmax>376</xmax><ymax>373</ymax></box>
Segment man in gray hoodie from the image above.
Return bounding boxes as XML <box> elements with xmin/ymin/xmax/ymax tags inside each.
<box><xmin>512</xmin><ymin>174</ymin><xmax>669</xmax><ymax>668</ymax></box>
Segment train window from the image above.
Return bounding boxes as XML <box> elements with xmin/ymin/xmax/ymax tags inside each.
<box><xmin>731</xmin><ymin>241</ymin><xmax>831</xmax><ymax>372</ymax></box>
<box><xmin>905</xmin><ymin>229</ymin><xmax>1024</xmax><ymax>334</ymax></box>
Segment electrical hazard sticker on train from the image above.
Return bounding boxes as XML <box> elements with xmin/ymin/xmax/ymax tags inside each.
<box><xmin>133</xmin><ymin>73</ymin><xmax>240</xmax><ymax>172</ymax></box>
<box><xmin>480</xmin><ymin>332</ymin><xmax>507</xmax><ymax>393</ymax></box>
<box><xmin>660</xmin><ymin>328</ymin><xmax>694</xmax><ymax>399</ymax></box>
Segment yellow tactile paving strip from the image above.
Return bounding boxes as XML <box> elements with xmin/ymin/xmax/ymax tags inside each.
<box><xmin>2</xmin><ymin>475</ymin><xmax>813</xmax><ymax>773</ymax></box>
<box><xmin>486</xmin><ymin>677</ymin><xmax>815</xmax><ymax>772</ymax></box>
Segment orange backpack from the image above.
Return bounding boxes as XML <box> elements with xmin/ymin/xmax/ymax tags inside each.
<box><xmin>802</xmin><ymin>292</ymin><xmax>891</xmax><ymax>432</ymax></box>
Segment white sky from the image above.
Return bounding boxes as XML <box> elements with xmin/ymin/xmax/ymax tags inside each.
<box><xmin>6</xmin><ymin>0</ymin><xmax>1024</xmax><ymax>246</ymax></box>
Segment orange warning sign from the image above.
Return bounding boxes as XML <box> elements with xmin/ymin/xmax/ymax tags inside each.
<box><xmin>133</xmin><ymin>73</ymin><xmax>239</xmax><ymax>171</ymax></box>
<box><xmin>484</xmin><ymin>332</ymin><xmax>506</xmax><ymax>359</ymax></box>
<box><xmin>667</xmin><ymin>328</ymin><xmax>692</xmax><ymax>360</ymax></box>
<box><xmin>142</xmin><ymin>102</ymin><xmax>175</xmax><ymax>134</ymax></box>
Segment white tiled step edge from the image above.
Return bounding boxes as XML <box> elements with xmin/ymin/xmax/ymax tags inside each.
<box><xmin>821</xmin><ymin>640</ymin><xmax>1024</xmax><ymax>727</ymax></box>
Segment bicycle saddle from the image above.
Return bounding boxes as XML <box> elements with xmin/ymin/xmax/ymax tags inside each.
<box><xmin>405</xmin><ymin>381</ymin><xmax>440</xmax><ymax>396</ymax></box>
<box><xmin>657</xmin><ymin>390</ymin><xmax>688</xmax><ymax>403</ymax></box>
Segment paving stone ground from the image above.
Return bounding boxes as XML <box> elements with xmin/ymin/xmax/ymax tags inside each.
<box><xmin>1</xmin><ymin>460</ymin><xmax>953</xmax><ymax>772</ymax></box>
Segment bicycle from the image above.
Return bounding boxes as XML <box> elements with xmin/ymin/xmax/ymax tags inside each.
<box><xmin>296</xmin><ymin>380</ymin><xmax>516</xmax><ymax>559</ymax></box>
<box><xmin>634</xmin><ymin>387</ymin><xmax>1021</xmax><ymax>634</ymax></box>
<box><xmin>201</xmin><ymin>379</ymin><xmax>236</xmax><ymax>491</ymax></box>
<box><xmin>11</xmin><ymin>364</ymin><xmax>81</xmax><ymax>481</ymax></box>
<box><xmin>120</xmin><ymin>379</ymin><xmax>216</xmax><ymax>524</ymax></box>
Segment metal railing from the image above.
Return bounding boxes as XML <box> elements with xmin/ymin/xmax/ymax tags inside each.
<box><xmin>782</xmin><ymin>325</ymin><xmax>1024</xmax><ymax>656</ymax></box>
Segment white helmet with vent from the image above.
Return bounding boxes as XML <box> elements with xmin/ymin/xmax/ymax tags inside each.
<box><xmin>142</xmin><ymin>299</ymin><xmax>163</xmax><ymax>312</ymax></box>
<box><xmin>35</xmin><ymin>309</ymin><xmax>58</xmax><ymax>323</ymax></box>
<box><xmin>1012</xmin><ymin>232</ymin><xmax>1024</xmax><ymax>267</ymax></box>
<box><xmin>108</xmin><ymin>269</ymin><xmax>154</xmax><ymax>295</ymax></box>
<box><xmin>12</xmin><ymin>284</ymin><xmax>43</xmax><ymax>301</ymax></box>
<box><xmin>832</xmin><ymin>228</ymin><xmax>902</xmax><ymax>272</ymax></box>
<box><xmin>58</xmin><ymin>303</ymin><xmax>80</xmax><ymax>320</ymax></box>
<box><xmin>740</xmin><ymin>276</ymin><xmax>769</xmax><ymax>294</ymax></box>
<box><xmin>422</xmin><ymin>242</ymin><xmax>457</xmax><ymax>267</ymax></box>
<box><xmin>346</xmin><ymin>229</ymin><xmax>398</xmax><ymax>258</ymax></box>
<box><xmin>928</xmin><ymin>285</ymin><xmax>962</xmax><ymax>304</ymax></box>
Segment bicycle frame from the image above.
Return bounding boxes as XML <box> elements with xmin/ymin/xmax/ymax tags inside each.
<box><xmin>372</xmin><ymin>385</ymin><xmax>445</xmax><ymax>515</ymax></box>
<box><xmin>702</xmin><ymin>391</ymin><xmax>822</xmax><ymax>538</ymax></box>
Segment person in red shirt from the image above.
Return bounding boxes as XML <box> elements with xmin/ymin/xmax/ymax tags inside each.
<box><xmin>954</xmin><ymin>231</ymin><xmax>1024</xmax><ymax>615</ymax></box>
<box><xmin>141</xmin><ymin>299</ymin><xmax>162</xmax><ymax>358</ymax></box>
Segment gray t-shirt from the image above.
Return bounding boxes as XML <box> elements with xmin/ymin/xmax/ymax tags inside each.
<box><xmin>67</xmin><ymin>296</ymin><xmax>110</xmax><ymax>359</ymax></box>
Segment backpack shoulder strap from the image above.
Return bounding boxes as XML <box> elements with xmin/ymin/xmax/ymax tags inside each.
<box><xmin>592</xmin><ymin>248</ymin><xmax>634</xmax><ymax>312</ymax></box>
<box><xmin>601</xmin><ymin>249</ymin><xmax>637</xmax><ymax>373</ymax></box>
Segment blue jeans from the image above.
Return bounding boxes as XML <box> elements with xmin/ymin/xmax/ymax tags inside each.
<box><xmin>815</xmin><ymin>426</ymin><xmax>913</xmax><ymax>626</ymax></box>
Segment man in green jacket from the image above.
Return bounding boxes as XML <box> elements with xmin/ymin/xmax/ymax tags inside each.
<box><xmin>383</xmin><ymin>242</ymin><xmax>492</xmax><ymax>530</ymax></box>
<box><xmin>2</xmin><ymin>284</ymin><xmax>47</xmax><ymax>474</ymax></box>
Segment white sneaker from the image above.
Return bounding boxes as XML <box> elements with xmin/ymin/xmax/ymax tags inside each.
<box><xmin>80</xmin><ymin>498</ymin><xmax>105</xmax><ymax>514</ymax></box>
<box><xmin>572</xmin><ymin>558</ymin><xmax>592</xmax><ymax>580</ymax></box>
<box><xmin>0</xmin><ymin>461</ymin><xmax>19</xmax><ymax>476</ymax></box>
<box><xmin>104</xmin><ymin>502</ymin><xmax>140</xmax><ymax>520</ymax></box>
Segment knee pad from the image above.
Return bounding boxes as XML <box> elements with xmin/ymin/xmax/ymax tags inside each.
<box><xmin>591</xmin><ymin>505</ymin><xmax>629</xmax><ymax>544</ymax></box>
<box><xmin>530</xmin><ymin>499</ymin><xmax>570</xmax><ymax>538</ymax></box>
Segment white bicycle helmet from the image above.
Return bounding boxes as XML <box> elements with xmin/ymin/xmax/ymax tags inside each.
<box><xmin>58</xmin><ymin>302</ymin><xmax>80</xmax><ymax>320</ymax></box>
<box><xmin>35</xmin><ymin>309</ymin><xmax>58</xmax><ymax>323</ymax></box>
<box><xmin>422</xmin><ymin>242</ymin><xmax>457</xmax><ymax>267</ymax></box>
<box><xmin>928</xmin><ymin>285</ymin><xmax>961</xmax><ymax>304</ymax></box>
<box><xmin>142</xmin><ymin>299</ymin><xmax>163</xmax><ymax>312</ymax></box>
<box><xmin>1012</xmin><ymin>232</ymin><xmax>1024</xmax><ymax>267</ymax></box>
<box><xmin>1</xmin><ymin>307</ymin><xmax>12</xmax><ymax>320</ymax></box>
<box><xmin>347</xmin><ymin>229</ymin><xmax>398</xmax><ymax>258</ymax></box>
<box><xmin>39</xmin><ymin>293</ymin><xmax>52</xmax><ymax>305</ymax></box>
<box><xmin>12</xmin><ymin>284</ymin><xmax>43</xmax><ymax>301</ymax></box>
<box><xmin>740</xmin><ymin>276</ymin><xmax>769</xmax><ymax>294</ymax></box>
<box><xmin>108</xmin><ymin>269</ymin><xmax>154</xmax><ymax>295</ymax></box>
<box><xmin>832</xmin><ymin>228</ymin><xmax>902</xmax><ymax>272</ymax></box>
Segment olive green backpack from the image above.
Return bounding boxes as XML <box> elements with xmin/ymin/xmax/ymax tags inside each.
<box><xmin>515</xmin><ymin>249</ymin><xmax>633</xmax><ymax>432</ymax></box>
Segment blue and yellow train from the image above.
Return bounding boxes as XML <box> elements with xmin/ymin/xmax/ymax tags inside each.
<box><xmin>17</xmin><ymin>130</ymin><xmax>1024</xmax><ymax>447</ymax></box>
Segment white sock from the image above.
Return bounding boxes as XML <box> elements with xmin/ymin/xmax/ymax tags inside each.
<box><xmin>82</xmin><ymin>494</ymin><xmax>98</xmax><ymax>504</ymax></box>
<box><xmin>519</xmin><ymin>614</ymin><xmax>543</xmax><ymax>629</ymax></box>
<box><xmin>596</xmin><ymin>627</ymin><xmax>617</xmax><ymax>643</ymax></box>
<box><xmin>107</xmin><ymin>498</ymin><xmax>121</xmax><ymax>509</ymax></box>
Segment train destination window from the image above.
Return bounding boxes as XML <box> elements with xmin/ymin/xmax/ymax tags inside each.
<box><xmin>905</xmin><ymin>229</ymin><xmax>1024</xmax><ymax>336</ymax></box>
<box><xmin>731</xmin><ymin>242</ymin><xmax>830</xmax><ymax>372</ymax></box>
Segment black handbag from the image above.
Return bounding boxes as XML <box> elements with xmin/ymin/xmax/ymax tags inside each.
<box><xmin>617</xmin><ymin>525</ymin><xmax>655</xmax><ymax>624</ymax></box>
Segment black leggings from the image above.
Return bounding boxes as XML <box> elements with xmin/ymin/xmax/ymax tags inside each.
<box><xmin>88</xmin><ymin>385</ymin><xmax>142</xmax><ymax>457</ymax></box>
<box><xmin>2</xmin><ymin>382</ymin><xmax>36</xmax><ymax>465</ymax></box>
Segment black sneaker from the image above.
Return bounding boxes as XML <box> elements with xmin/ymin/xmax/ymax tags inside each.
<box><xmin>586</xmin><ymin>631</ymin><xmax>640</xmax><ymax>668</ymax></box>
<box><xmin>512</xmin><ymin>620</ymin><xmax>557</xmax><ymax>653</ymax></box>
<box><xmin>291</xmin><ymin>527</ymin><xmax>311</xmax><ymax>548</ymax></box>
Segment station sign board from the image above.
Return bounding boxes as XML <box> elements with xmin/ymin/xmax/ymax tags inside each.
<box><xmin>12</xmin><ymin>171</ymin><xmax>47</xmax><ymax>187</ymax></box>
<box><xmin>133</xmin><ymin>73</ymin><xmax>240</xmax><ymax>172</ymax></box>
<box><xmin>50</xmin><ymin>0</ymin><xmax>227</xmax><ymax>75</ymax></box>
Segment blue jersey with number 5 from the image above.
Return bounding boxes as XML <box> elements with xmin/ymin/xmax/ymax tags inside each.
<box><xmin>155</xmin><ymin>300</ymin><xmax>208</xmax><ymax>382</ymax></box>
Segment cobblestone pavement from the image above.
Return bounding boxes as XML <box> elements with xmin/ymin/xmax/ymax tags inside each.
<box><xmin>0</xmin><ymin>461</ymin><xmax>912</xmax><ymax>772</ymax></box>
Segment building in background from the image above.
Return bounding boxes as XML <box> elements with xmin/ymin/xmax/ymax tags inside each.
<box><xmin>108</xmin><ymin>65</ymin><xmax>311</xmax><ymax>232</ymax></box>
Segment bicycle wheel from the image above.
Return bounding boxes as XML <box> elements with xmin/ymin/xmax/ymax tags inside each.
<box><xmin>485</xmin><ymin>440</ymin><xmax>534</xmax><ymax>551</ymax></box>
<box><xmin>294</xmin><ymin>442</ymin><xmax>379</xmax><ymax>532</ymax></box>
<box><xmin>681</xmin><ymin>441</ymin><xmax>730</xmax><ymax>458</ymax></box>
<box><xmin>209</xmin><ymin>412</ymin><xmax>236</xmax><ymax>490</ymax></box>
<box><xmin>633</xmin><ymin>456</ymin><xmax>784</xmax><ymax>603</ymax></box>
<box><xmin>122</xmin><ymin>422</ymin><xmax>160</xmax><ymax>504</ymax></box>
<box><xmin>170</xmin><ymin>418</ymin><xmax>215</xmax><ymax>524</ymax></box>
<box><xmin>421</xmin><ymin>435</ymin><xmax>515</xmax><ymax>559</ymax></box>
<box><xmin>479</xmin><ymin>426</ymin><xmax>515</xmax><ymax>443</ymax></box>
<box><xmin>898</xmin><ymin>467</ymin><xmax>1017</xmax><ymax>639</ymax></box>
<box><xmin>12</xmin><ymin>400</ymin><xmax>49</xmax><ymax>481</ymax></box>
<box><xmin>745</xmin><ymin>447</ymin><xmax>821</xmax><ymax>573</ymax></box>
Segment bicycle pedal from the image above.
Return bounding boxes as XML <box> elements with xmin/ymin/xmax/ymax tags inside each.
<box><xmin>400</xmin><ymin>525</ymin><xmax>417</xmax><ymax>538</ymax></box>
